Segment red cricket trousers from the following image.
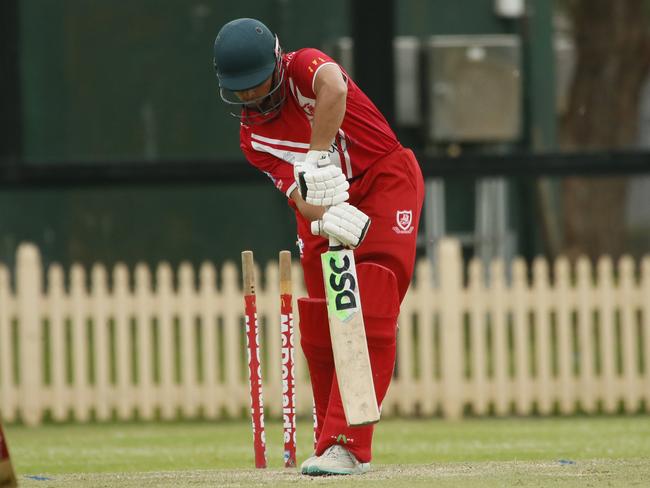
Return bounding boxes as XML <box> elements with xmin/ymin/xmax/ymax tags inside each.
<box><xmin>291</xmin><ymin>145</ymin><xmax>424</xmax><ymax>462</ymax></box>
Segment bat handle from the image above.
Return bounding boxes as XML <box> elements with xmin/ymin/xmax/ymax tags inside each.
<box><xmin>328</xmin><ymin>235</ymin><xmax>341</xmax><ymax>248</ymax></box>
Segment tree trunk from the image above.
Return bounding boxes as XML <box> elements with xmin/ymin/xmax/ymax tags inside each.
<box><xmin>561</xmin><ymin>0</ymin><xmax>650</xmax><ymax>261</ymax></box>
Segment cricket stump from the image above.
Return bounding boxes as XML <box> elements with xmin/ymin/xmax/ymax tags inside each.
<box><xmin>0</xmin><ymin>422</ymin><xmax>17</xmax><ymax>488</ymax></box>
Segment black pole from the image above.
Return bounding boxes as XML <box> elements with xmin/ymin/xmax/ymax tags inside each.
<box><xmin>0</xmin><ymin>0</ymin><xmax>22</xmax><ymax>164</ymax></box>
<box><xmin>350</xmin><ymin>0</ymin><xmax>395</xmax><ymax>125</ymax></box>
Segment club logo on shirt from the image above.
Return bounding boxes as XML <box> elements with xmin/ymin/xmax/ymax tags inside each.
<box><xmin>393</xmin><ymin>210</ymin><xmax>414</xmax><ymax>234</ymax></box>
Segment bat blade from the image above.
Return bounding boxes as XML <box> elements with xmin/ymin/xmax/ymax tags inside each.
<box><xmin>321</xmin><ymin>246</ymin><xmax>380</xmax><ymax>426</ymax></box>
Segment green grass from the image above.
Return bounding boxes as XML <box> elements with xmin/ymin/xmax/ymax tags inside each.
<box><xmin>4</xmin><ymin>416</ymin><xmax>650</xmax><ymax>487</ymax></box>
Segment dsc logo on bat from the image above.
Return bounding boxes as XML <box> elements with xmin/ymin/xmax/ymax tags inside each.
<box><xmin>325</xmin><ymin>251</ymin><xmax>360</xmax><ymax>316</ymax></box>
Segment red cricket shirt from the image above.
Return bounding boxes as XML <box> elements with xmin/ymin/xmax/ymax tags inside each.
<box><xmin>240</xmin><ymin>48</ymin><xmax>399</xmax><ymax>198</ymax></box>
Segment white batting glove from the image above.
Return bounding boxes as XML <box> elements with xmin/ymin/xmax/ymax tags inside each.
<box><xmin>311</xmin><ymin>202</ymin><xmax>371</xmax><ymax>249</ymax></box>
<box><xmin>310</xmin><ymin>219</ymin><xmax>328</xmax><ymax>239</ymax></box>
<box><xmin>293</xmin><ymin>150</ymin><xmax>321</xmax><ymax>185</ymax></box>
<box><xmin>294</xmin><ymin>150</ymin><xmax>349</xmax><ymax>206</ymax></box>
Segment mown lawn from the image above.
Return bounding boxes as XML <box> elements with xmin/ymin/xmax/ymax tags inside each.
<box><xmin>4</xmin><ymin>416</ymin><xmax>650</xmax><ymax>487</ymax></box>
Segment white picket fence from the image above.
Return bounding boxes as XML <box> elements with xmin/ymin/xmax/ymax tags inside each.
<box><xmin>1</xmin><ymin>240</ymin><xmax>649</xmax><ymax>426</ymax></box>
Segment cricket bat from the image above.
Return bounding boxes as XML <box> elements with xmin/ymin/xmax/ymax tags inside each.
<box><xmin>321</xmin><ymin>237</ymin><xmax>380</xmax><ymax>426</ymax></box>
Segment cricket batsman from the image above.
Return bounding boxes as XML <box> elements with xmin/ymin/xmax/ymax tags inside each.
<box><xmin>213</xmin><ymin>18</ymin><xmax>424</xmax><ymax>475</ymax></box>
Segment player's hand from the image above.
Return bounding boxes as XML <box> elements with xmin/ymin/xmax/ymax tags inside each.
<box><xmin>311</xmin><ymin>202</ymin><xmax>371</xmax><ymax>249</ymax></box>
<box><xmin>293</xmin><ymin>150</ymin><xmax>323</xmax><ymax>194</ymax></box>
<box><xmin>294</xmin><ymin>150</ymin><xmax>349</xmax><ymax>206</ymax></box>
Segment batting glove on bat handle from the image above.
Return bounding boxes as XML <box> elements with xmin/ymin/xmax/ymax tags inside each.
<box><xmin>310</xmin><ymin>220</ymin><xmax>353</xmax><ymax>248</ymax></box>
<box><xmin>310</xmin><ymin>219</ymin><xmax>327</xmax><ymax>238</ymax></box>
<box><xmin>320</xmin><ymin>202</ymin><xmax>371</xmax><ymax>249</ymax></box>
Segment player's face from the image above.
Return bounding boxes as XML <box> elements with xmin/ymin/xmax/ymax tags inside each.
<box><xmin>220</xmin><ymin>61</ymin><xmax>286</xmax><ymax>124</ymax></box>
<box><xmin>235</xmin><ymin>75</ymin><xmax>274</xmax><ymax>105</ymax></box>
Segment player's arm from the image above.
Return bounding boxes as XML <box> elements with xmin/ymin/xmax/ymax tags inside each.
<box><xmin>290</xmin><ymin>188</ymin><xmax>325</xmax><ymax>222</ymax></box>
<box><xmin>310</xmin><ymin>63</ymin><xmax>347</xmax><ymax>151</ymax></box>
<box><xmin>292</xmin><ymin>64</ymin><xmax>349</xmax><ymax>212</ymax></box>
<box><xmin>288</xmin><ymin>64</ymin><xmax>346</xmax><ymax>223</ymax></box>
<box><xmin>291</xmin><ymin>63</ymin><xmax>369</xmax><ymax>247</ymax></box>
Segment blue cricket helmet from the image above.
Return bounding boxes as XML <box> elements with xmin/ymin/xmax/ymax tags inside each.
<box><xmin>213</xmin><ymin>18</ymin><xmax>287</xmax><ymax>123</ymax></box>
<box><xmin>213</xmin><ymin>18</ymin><xmax>277</xmax><ymax>91</ymax></box>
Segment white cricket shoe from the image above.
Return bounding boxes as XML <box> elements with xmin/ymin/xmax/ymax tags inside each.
<box><xmin>300</xmin><ymin>454</ymin><xmax>318</xmax><ymax>475</ymax></box>
<box><xmin>306</xmin><ymin>445</ymin><xmax>371</xmax><ymax>476</ymax></box>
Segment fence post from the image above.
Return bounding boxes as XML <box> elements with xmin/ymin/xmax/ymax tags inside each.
<box><xmin>618</xmin><ymin>256</ymin><xmax>638</xmax><ymax>413</ymax></box>
<box><xmin>17</xmin><ymin>243</ymin><xmax>42</xmax><ymax>426</ymax></box>
<box><xmin>0</xmin><ymin>263</ymin><xmax>16</xmax><ymax>422</ymax></box>
<box><xmin>437</xmin><ymin>238</ymin><xmax>463</xmax><ymax>420</ymax></box>
<box><xmin>642</xmin><ymin>257</ymin><xmax>650</xmax><ymax>407</ymax></box>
